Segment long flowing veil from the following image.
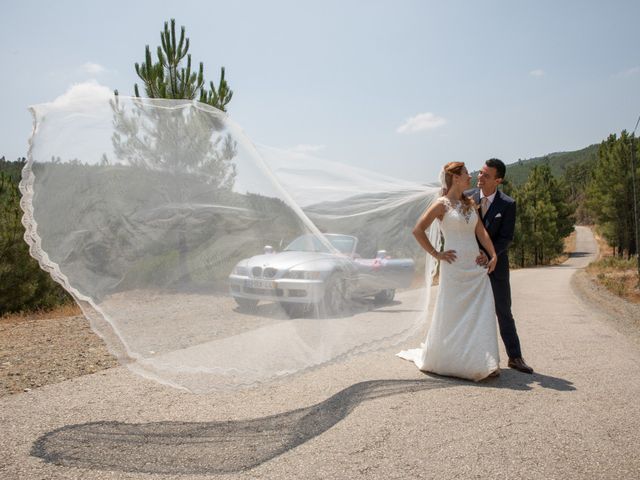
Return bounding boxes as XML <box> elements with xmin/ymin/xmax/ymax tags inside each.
<box><xmin>20</xmin><ymin>86</ymin><xmax>441</xmax><ymax>392</ymax></box>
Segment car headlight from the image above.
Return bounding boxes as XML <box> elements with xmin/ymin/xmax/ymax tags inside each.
<box><xmin>232</xmin><ymin>265</ymin><xmax>249</xmax><ymax>276</ymax></box>
<box><xmin>284</xmin><ymin>270</ymin><xmax>322</xmax><ymax>280</ymax></box>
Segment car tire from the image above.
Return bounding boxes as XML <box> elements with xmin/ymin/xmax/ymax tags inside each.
<box><xmin>234</xmin><ymin>297</ymin><xmax>259</xmax><ymax>311</ymax></box>
<box><xmin>318</xmin><ymin>273</ymin><xmax>348</xmax><ymax>317</ymax></box>
<box><xmin>374</xmin><ymin>289</ymin><xmax>395</xmax><ymax>304</ymax></box>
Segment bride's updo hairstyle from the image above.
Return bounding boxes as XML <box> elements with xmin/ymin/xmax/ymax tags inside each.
<box><xmin>443</xmin><ymin>162</ymin><xmax>474</xmax><ymax>211</ymax></box>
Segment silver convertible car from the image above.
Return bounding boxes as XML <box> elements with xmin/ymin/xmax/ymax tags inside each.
<box><xmin>228</xmin><ymin>233</ymin><xmax>415</xmax><ymax>316</ymax></box>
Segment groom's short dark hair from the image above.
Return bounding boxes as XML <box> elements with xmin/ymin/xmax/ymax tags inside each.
<box><xmin>486</xmin><ymin>158</ymin><xmax>506</xmax><ymax>179</ymax></box>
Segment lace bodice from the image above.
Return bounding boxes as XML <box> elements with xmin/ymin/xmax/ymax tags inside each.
<box><xmin>438</xmin><ymin>196</ymin><xmax>479</xmax><ymax>262</ymax></box>
<box><xmin>439</xmin><ymin>196</ymin><xmax>476</xmax><ymax>224</ymax></box>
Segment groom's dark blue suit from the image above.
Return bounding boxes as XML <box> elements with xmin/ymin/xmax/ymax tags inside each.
<box><xmin>465</xmin><ymin>187</ymin><xmax>522</xmax><ymax>359</ymax></box>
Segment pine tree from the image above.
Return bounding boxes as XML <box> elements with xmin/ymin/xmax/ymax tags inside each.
<box><xmin>130</xmin><ymin>19</ymin><xmax>232</xmax><ymax>111</ymax></box>
<box><xmin>111</xmin><ymin>19</ymin><xmax>238</xmax><ymax>189</ymax></box>
<box><xmin>108</xmin><ymin>20</ymin><xmax>238</xmax><ymax>287</ymax></box>
<box><xmin>509</xmin><ymin>164</ymin><xmax>575</xmax><ymax>267</ymax></box>
<box><xmin>587</xmin><ymin>132</ymin><xmax>638</xmax><ymax>257</ymax></box>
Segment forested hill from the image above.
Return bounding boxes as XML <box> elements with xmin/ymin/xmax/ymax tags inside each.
<box><xmin>502</xmin><ymin>144</ymin><xmax>599</xmax><ymax>185</ymax></box>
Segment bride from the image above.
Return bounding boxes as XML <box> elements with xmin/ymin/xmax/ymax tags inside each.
<box><xmin>397</xmin><ymin>162</ymin><xmax>500</xmax><ymax>381</ymax></box>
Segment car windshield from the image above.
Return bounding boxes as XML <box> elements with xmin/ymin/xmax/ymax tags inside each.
<box><xmin>284</xmin><ymin>234</ymin><xmax>356</xmax><ymax>254</ymax></box>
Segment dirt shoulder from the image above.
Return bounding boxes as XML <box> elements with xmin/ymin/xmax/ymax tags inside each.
<box><xmin>0</xmin><ymin>314</ymin><xmax>117</xmax><ymax>397</ymax></box>
<box><xmin>571</xmin><ymin>270</ymin><xmax>640</xmax><ymax>348</ymax></box>
<box><xmin>569</xmin><ymin>225</ymin><xmax>640</xmax><ymax>346</ymax></box>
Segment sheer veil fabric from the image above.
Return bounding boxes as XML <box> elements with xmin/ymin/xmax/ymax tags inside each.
<box><xmin>20</xmin><ymin>87</ymin><xmax>443</xmax><ymax>392</ymax></box>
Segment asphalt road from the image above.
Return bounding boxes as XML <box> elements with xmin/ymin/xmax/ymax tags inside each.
<box><xmin>1</xmin><ymin>226</ymin><xmax>639</xmax><ymax>479</ymax></box>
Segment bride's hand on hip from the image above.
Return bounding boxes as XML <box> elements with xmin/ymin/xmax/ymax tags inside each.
<box><xmin>437</xmin><ymin>249</ymin><xmax>457</xmax><ymax>263</ymax></box>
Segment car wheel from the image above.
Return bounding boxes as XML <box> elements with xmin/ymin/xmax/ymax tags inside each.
<box><xmin>234</xmin><ymin>297</ymin><xmax>259</xmax><ymax>311</ymax></box>
<box><xmin>319</xmin><ymin>273</ymin><xmax>348</xmax><ymax>317</ymax></box>
<box><xmin>374</xmin><ymin>289</ymin><xmax>395</xmax><ymax>304</ymax></box>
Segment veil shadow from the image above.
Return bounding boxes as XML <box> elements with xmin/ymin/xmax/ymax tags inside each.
<box><xmin>31</xmin><ymin>379</ymin><xmax>451</xmax><ymax>475</ymax></box>
<box><xmin>31</xmin><ymin>372</ymin><xmax>573</xmax><ymax>475</ymax></box>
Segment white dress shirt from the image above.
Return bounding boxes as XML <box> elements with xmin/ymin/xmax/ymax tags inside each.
<box><xmin>479</xmin><ymin>190</ymin><xmax>497</xmax><ymax>206</ymax></box>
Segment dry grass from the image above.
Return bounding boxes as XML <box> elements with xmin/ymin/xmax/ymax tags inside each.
<box><xmin>586</xmin><ymin>227</ymin><xmax>640</xmax><ymax>304</ymax></box>
<box><xmin>0</xmin><ymin>302</ymin><xmax>82</xmax><ymax>324</ymax></box>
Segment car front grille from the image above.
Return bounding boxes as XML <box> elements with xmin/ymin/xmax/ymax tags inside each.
<box><xmin>263</xmin><ymin>267</ymin><xmax>278</xmax><ymax>278</ymax></box>
<box><xmin>251</xmin><ymin>266</ymin><xmax>278</xmax><ymax>278</ymax></box>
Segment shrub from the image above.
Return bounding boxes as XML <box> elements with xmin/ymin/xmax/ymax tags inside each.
<box><xmin>0</xmin><ymin>161</ymin><xmax>73</xmax><ymax>315</ymax></box>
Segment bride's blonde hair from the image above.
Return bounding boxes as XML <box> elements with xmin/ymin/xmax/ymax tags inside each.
<box><xmin>443</xmin><ymin>162</ymin><xmax>474</xmax><ymax>211</ymax></box>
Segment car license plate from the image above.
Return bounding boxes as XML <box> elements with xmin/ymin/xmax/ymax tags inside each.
<box><xmin>245</xmin><ymin>279</ymin><xmax>276</xmax><ymax>289</ymax></box>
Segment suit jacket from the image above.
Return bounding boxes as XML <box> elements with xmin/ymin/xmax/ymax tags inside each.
<box><xmin>465</xmin><ymin>188</ymin><xmax>516</xmax><ymax>280</ymax></box>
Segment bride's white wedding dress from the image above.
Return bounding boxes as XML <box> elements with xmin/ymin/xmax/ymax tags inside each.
<box><xmin>397</xmin><ymin>197</ymin><xmax>500</xmax><ymax>381</ymax></box>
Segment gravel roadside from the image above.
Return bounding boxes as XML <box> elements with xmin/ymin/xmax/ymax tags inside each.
<box><xmin>0</xmin><ymin>315</ymin><xmax>117</xmax><ymax>397</ymax></box>
<box><xmin>571</xmin><ymin>270</ymin><xmax>640</xmax><ymax>347</ymax></box>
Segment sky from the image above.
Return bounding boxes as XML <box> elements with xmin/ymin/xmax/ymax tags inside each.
<box><xmin>2</xmin><ymin>0</ymin><xmax>639</xmax><ymax>183</ymax></box>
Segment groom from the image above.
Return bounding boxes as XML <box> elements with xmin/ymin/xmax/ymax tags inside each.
<box><xmin>466</xmin><ymin>159</ymin><xmax>533</xmax><ymax>374</ymax></box>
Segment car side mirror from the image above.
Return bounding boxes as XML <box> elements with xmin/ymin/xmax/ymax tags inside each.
<box><xmin>264</xmin><ymin>245</ymin><xmax>275</xmax><ymax>254</ymax></box>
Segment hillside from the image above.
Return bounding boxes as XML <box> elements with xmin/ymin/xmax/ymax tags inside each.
<box><xmin>505</xmin><ymin>144</ymin><xmax>599</xmax><ymax>185</ymax></box>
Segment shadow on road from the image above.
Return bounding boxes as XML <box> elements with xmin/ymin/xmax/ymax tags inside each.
<box><xmin>568</xmin><ymin>251</ymin><xmax>593</xmax><ymax>258</ymax></box>
<box><xmin>552</xmin><ymin>251</ymin><xmax>594</xmax><ymax>266</ymax></box>
<box><xmin>31</xmin><ymin>372</ymin><xmax>574</xmax><ymax>475</ymax></box>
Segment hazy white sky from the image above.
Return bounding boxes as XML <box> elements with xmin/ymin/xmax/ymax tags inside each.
<box><xmin>2</xmin><ymin>0</ymin><xmax>639</xmax><ymax>182</ymax></box>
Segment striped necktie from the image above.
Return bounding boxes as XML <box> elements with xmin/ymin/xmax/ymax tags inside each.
<box><xmin>481</xmin><ymin>196</ymin><xmax>489</xmax><ymax>218</ymax></box>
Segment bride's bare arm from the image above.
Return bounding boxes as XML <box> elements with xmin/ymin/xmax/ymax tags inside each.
<box><xmin>475</xmin><ymin>218</ymin><xmax>497</xmax><ymax>273</ymax></box>
<box><xmin>412</xmin><ymin>199</ymin><xmax>457</xmax><ymax>263</ymax></box>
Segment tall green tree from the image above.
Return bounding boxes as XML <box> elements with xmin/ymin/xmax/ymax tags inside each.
<box><xmin>110</xmin><ymin>18</ymin><xmax>238</xmax><ymax>188</ymax></box>
<box><xmin>130</xmin><ymin>18</ymin><xmax>232</xmax><ymax>111</ymax></box>
<box><xmin>587</xmin><ymin>131</ymin><xmax>638</xmax><ymax>257</ymax></box>
<box><xmin>510</xmin><ymin>164</ymin><xmax>575</xmax><ymax>267</ymax></box>
<box><xmin>108</xmin><ymin>19</ymin><xmax>239</xmax><ymax>287</ymax></box>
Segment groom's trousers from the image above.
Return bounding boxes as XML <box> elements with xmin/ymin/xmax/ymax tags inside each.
<box><xmin>489</xmin><ymin>275</ymin><xmax>522</xmax><ymax>359</ymax></box>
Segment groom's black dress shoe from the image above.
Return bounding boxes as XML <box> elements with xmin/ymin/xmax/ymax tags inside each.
<box><xmin>508</xmin><ymin>357</ymin><xmax>533</xmax><ymax>374</ymax></box>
